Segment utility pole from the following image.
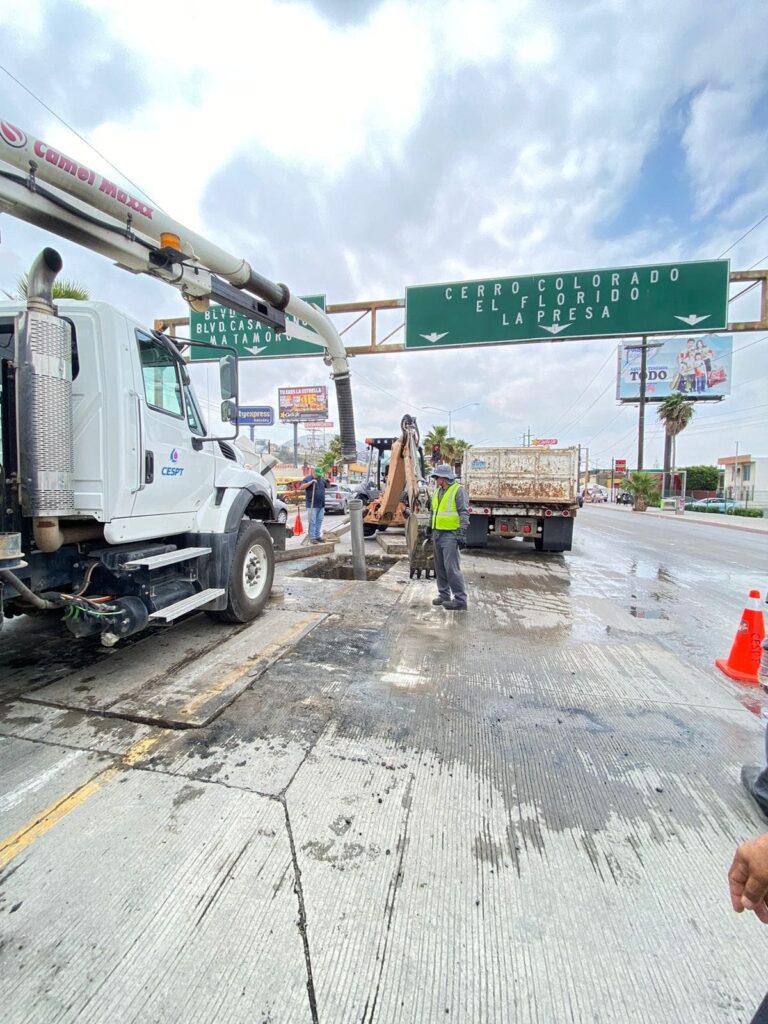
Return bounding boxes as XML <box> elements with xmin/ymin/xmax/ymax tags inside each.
<box><xmin>634</xmin><ymin>337</ymin><xmax>664</xmax><ymax>471</ymax></box>
<box><xmin>637</xmin><ymin>336</ymin><xmax>648</xmax><ymax>471</ymax></box>
<box><xmin>293</xmin><ymin>422</ymin><xmax>298</xmax><ymax>467</ymax></box>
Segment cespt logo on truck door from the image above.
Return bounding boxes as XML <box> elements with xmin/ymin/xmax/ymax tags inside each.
<box><xmin>162</xmin><ymin>449</ymin><xmax>184</xmax><ymax>477</ymax></box>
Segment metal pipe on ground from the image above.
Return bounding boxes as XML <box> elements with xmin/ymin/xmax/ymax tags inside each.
<box><xmin>348</xmin><ymin>499</ymin><xmax>367</xmax><ymax>580</ymax></box>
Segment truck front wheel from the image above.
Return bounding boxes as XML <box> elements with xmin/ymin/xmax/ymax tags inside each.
<box><xmin>208</xmin><ymin>520</ymin><xmax>275</xmax><ymax>623</ymax></box>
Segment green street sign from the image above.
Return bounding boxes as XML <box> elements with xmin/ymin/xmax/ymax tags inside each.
<box><xmin>405</xmin><ymin>261</ymin><xmax>729</xmax><ymax>349</ymax></box>
<box><xmin>189</xmin><ymin>295</ymin><xmax>326</xmax><ymax>360</ymax></box>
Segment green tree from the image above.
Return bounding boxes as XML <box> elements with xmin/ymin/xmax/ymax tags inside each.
<box><xmin>683</xmin><ymin>465</ymin><xmax>719</xmax><ymax>492</ymax></box>
<box><xmin>657</xmin><ymin>394</ymin><xmax>695</xmax><ymax>493</ymax></box>
<box><xmin>622</xmin><ymin>471</ymin><xmax>661</xmax><ymax>512</ymax></box>
<box><xmin>6</xmin><ymin>273</ymin><xmax>90</xmax><ymax>301</ymax></box>
<box><xmin>319</xmin><ymin>434</ymin><xmax>343</xmax><ymax>476</ymax></box>
<box><xmin>423</xmin><ymin>424</ymin><xmax>469</xmax><ymax>471</ymax></box>
<box><xmin>424</xmin><ymin>424</ymin><xmax>449</xmax><ymax>463</ymax></box>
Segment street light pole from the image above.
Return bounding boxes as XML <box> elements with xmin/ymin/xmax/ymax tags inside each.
<box><xmin>423</xmin><ymin>402</ymin><xmax>479</xmax><ymax>437</ymax></box>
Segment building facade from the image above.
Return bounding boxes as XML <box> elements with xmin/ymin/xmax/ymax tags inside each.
<box><xmin>718</xmin><ymin>454</ymin><xmax>768</xmax><ymax>507</ymax></box>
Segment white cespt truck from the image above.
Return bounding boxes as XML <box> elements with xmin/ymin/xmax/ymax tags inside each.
<box><xmin>0</xmin><ymin>118</ymin><xmax>357</xmax><ymax>644</ymax></box>
<box><xmin>462</xmin><ymin>446</ymin><xmax>580</xmax><ymax>552</ymax></box>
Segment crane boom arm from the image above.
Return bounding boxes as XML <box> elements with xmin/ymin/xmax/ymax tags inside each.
<box><xmin>0</xmin><ymin>118</ymin><xmax>356</xmax><ymax>458</ymax></box>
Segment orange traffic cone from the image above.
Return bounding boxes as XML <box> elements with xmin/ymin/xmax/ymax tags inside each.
<box><xmin>293</xmin><ymin>507</ymin><xmax>304</xmax><ymax>536</ymax></box>
<box><xmin>715</xmin><ymin>590</ymin><xmax>765</xmax><ymax>685</ymax></box>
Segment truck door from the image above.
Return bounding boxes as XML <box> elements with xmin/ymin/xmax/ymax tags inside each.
<box><xmin>130</xmin><ymin>330</ymin><xmax>216</xmax><ymax>526</ymax></box>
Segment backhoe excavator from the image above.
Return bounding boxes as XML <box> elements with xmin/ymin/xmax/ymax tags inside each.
<box><xmin>361</xmin><ymin>415</ymin><xmax>434</xmax><ymax>579</ymax></box>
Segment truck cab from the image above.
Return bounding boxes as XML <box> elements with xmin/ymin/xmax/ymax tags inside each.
<box><xmin>1</xmin><ymin>258</ymin><xmax>279</xmax><ymax>644</ymax></box>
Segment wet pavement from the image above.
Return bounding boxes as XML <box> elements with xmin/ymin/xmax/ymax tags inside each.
<box><xmin>1</xmin><ymin>506</ymin><xmax>768</xmax><ymax>1022</ymax></box>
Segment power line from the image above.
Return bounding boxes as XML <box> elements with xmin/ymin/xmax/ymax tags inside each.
<box><xmin>558</xmin><ymin>377</ymin><xmax>616</xmax><ymax>437</ymax></box>
<box><xmin>718</xmin><ymin>214</ymin><xmax>768</xmax><ymax>259</ymax></box>
<box><xmin>550</xmin><ymin>347</ymin><xmax>616</xmax><ymax>435</ymax></box>
<box><xmin>0</xmin><ymin>62</ymin><xmax>162</xmax><ymax>210</ymax></box>
<box><xmin>732</xmin><ymin>334</ymin><xmax>767</xmax><ymax>354</ymax></box>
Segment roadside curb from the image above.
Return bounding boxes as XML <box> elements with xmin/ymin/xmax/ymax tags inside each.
<box><xmin>591</xmin><ymin>503</ymin><xmax>768</xmax><ymax>536</ymax></box>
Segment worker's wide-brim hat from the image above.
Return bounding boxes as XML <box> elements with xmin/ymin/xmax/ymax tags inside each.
<box><xmin>431</xmin><ymin>464</ymin><xmax>457</xmax><ymax>481</ymax></box>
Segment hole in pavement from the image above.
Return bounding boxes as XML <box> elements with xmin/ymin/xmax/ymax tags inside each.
<box><xmin>293</xmin><ymin>556</ymin><xmax>398</xmax><ymax>581</ymax></box>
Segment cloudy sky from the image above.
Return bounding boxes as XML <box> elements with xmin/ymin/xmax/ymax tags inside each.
<box><xmin>1</xmin><ymin>0</ymin><xmax>767</xmax><ymax>469</ymax></box>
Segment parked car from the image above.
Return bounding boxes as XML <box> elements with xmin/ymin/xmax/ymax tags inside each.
<box><xmin>273</xmin><ymin>496</ymin><xmax>289</xmax><ymax>524</ymax></box>
<box><xmin>325</xmin><ymin>483</ymin><xmax>354</xmax><ymax>515</ymax></box>
<box><xmin>585</xmin><ymin>486</ymin><xmax>608</xmax><ymax>503</ymax></box>
<box><xmin>276</xmin><ymin>483</ymin><xmax>303</xmax><ymax>505</ymax></box>
<box><xmin>687</xmin><ymin>497</ymin><xmax>745</xmax><ymax>513</ymax></box>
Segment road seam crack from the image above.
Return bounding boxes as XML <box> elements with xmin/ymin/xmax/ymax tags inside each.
<box><xmin>281</xmin><ymin>795</ymin><xmax>320</xmax><ymax>1024</ymax></box>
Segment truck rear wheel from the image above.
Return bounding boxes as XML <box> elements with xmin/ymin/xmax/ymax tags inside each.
<box><xmin>208</xmin><ymin>520</ymin><xmax>274</xmax><ymax>623</ymax></box>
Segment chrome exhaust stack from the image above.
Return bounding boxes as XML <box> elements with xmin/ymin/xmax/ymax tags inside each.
<box><xmin>16</xmin><ymin>248</ymin><xmax>75</xmax><ymax>530</ymax></box>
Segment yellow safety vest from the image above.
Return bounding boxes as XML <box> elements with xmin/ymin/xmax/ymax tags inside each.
<box><xmin>431</xmin><ymin>482</ymin><xmax>461</xmax><ymax>531</ymax></box>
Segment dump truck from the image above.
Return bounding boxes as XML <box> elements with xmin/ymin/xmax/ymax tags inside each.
<box><xmin>462</xmin><ymin>446</ymin><xmax>579</xmax><ymax>551</ymax></box>
<box><xmin>0</xmin><ymin>117</ymin><xmax>356</xmax><ymax>644</ymax></box>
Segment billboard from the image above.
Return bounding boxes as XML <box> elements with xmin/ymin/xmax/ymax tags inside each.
<box><xmin>616</xmin><ymin>335</ymin><xmax>732</xmax><ymax>401</ymax></box>
<box><xmin>278</xmin><ymin>385</ymin><xmax>329</xmax><ymax>423</ymax></box>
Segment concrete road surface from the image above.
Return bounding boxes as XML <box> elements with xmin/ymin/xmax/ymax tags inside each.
<box><xmin>1</xmin><ymin>505</ymin><xmax>767</xmax><ymax>1023</ymax></box>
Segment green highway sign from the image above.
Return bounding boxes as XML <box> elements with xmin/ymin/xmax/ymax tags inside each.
<box><xmin>189</xmin><ymin>295</ymin><xmax>326</xmax><ymax>360</ymax></box>
<box><xmin>405</xmin><ymin>261</ymin><xmax>729</xmax><ymax>350</ymax></box>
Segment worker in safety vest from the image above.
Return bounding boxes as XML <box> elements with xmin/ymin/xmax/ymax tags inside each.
<box><xmin>429</xmin><ymin>464</ymin><xmax>470</xmax><ymax>611</ymax></box>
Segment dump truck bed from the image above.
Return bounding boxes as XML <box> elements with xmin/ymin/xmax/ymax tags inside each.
<box><xmin>463</xmin><ymin>446</ymin><xmax>579</xmax><ymax>504</ymax></box>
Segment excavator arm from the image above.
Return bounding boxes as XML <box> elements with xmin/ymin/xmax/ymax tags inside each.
<box><xmin>362</xmin><ymin>415</ymin><xmax>434</xmax><ymax>578</ymax></box>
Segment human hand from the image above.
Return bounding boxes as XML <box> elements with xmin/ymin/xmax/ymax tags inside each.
<box><xmin>728</xmin><ymin>833</ymin><xmax>768</xmax><ymax>923</ymax></box>
<box><xmin>457</xmin><ymin>534</ymin><xmax>466</xmax><ymax>549</ymax></box>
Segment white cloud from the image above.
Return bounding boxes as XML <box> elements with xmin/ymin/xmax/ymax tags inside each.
<box><xmin>0</xmin><ymin>0</ymin><xmax>767</xmax><ymax>467</ymax></box>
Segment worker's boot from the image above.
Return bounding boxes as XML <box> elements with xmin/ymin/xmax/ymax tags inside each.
<box><xmin>443</xmin><ymin>600</ymin><xmax>467</xmax><ymax>611</ymax></box>
<box><xmin>432</xmin><ymin>597</ymin><xmax>447</xmax><ymax>606</ymax></box>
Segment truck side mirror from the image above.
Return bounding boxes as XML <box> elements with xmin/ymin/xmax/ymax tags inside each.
<box><xmin>219</xmin><ymin>354</ymin><xmax>237</xmax><ymax>401</ymax></box>
<box><xmin>220</xmin><ymin>398</ymin><xmax>237</xmax><ymax>424</ymax></box>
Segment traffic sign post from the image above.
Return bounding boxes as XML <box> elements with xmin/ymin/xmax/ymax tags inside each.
<box><xmin>405</xmin><ymin>260</ymin><xmax>729</xmax><ymax>350</ymax></box>
<box><xmin>189</xmin><ymin>295</ymin><xmax>326</xmax><ymax>360</ymax></box>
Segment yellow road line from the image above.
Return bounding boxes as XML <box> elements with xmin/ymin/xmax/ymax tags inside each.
<box><xmin>0</xmin><ymin>735</ymin><xmax>162</xmax><ymax>870</ymax></box>
<box><xmin>180</xmin><ymin>613</ymin><xmax>322</xmax><ymax>718</ymax></box>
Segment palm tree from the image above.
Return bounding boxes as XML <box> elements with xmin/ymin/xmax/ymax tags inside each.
<box><xmin>657</xmin><ymin>394</ymin><xmax>695</xmax><ymax>495</ymax></box>
<box><xmin>428</xmin><ymin>421</ymin><xmax>450</xmax><ymax>466</ymax></box>
<box><xmin>622</xmin><ymin>471</ymin><xmax>661</xmax><ymax>512</ymax></box>
<box><xmin>423</xmin><ymin>425</ymin><xmax>469</xmax><ymax>473</ymax></box>
<box><xmin>450</xmin><ymin>438</ymin><xmax>470</xmax><ymax>473</ymax></box>
<box><xmin>319</xmin><ymin>434</ymin><xmax>343</xmax><ymax>476</ymax></box>
<box><xmin>6</xmin><ymin>273</ymin><xmax>89</xmax><ymax>301</ymax></box>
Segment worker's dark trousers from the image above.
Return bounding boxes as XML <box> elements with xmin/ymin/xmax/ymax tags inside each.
<box><xmin>750</xmin><ymin>725</ymin><xmax>768</xmax><ymax>815</ymax></box>
<box><xmin>433</xmin><ymin>531</ymin><xmax>467</xmax><ymax>608</ymax></box>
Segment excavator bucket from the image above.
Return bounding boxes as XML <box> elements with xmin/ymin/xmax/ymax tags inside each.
<box><xmin>405</xmin><ymin>514</ymin><xmax>434</xmax><ymax>580</ymax></box>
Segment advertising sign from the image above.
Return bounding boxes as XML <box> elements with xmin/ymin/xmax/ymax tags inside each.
<box><xmin>188</xmin><ymin>295</ymin><xmax>326</xmax><ymax>361</ymax></box>
<box><xmin>615</xmin><ymin>458</ymin><xmax>627</xmax><ymax>475</ymax></box>
<box><xmin>405</xmin><ymin>260</ymin><xmax>729</xmax><ymax>350</ymax></box>
<box><xmin>616</xmin><ymin>335</ymin><xmax>733</xmax><ymax>401</ymax></box>
<box><xmin>237</xmin><ymin>406</ymin><xmax>274</xmax><ymax>426</ymax></box>
<box><xmin>532</xmin><ymin>438</ymin><xmax>558</xmax><ymax>446</ymax></box>
<box><xmin>305</xmin><ymin>420</ymin><xmax>335</xmax><ymax>429</ymax></box>
<box><xmin>278</xmin><ymin>385</ymin><xmax>329</xmax><ymax>423</ymax></box>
